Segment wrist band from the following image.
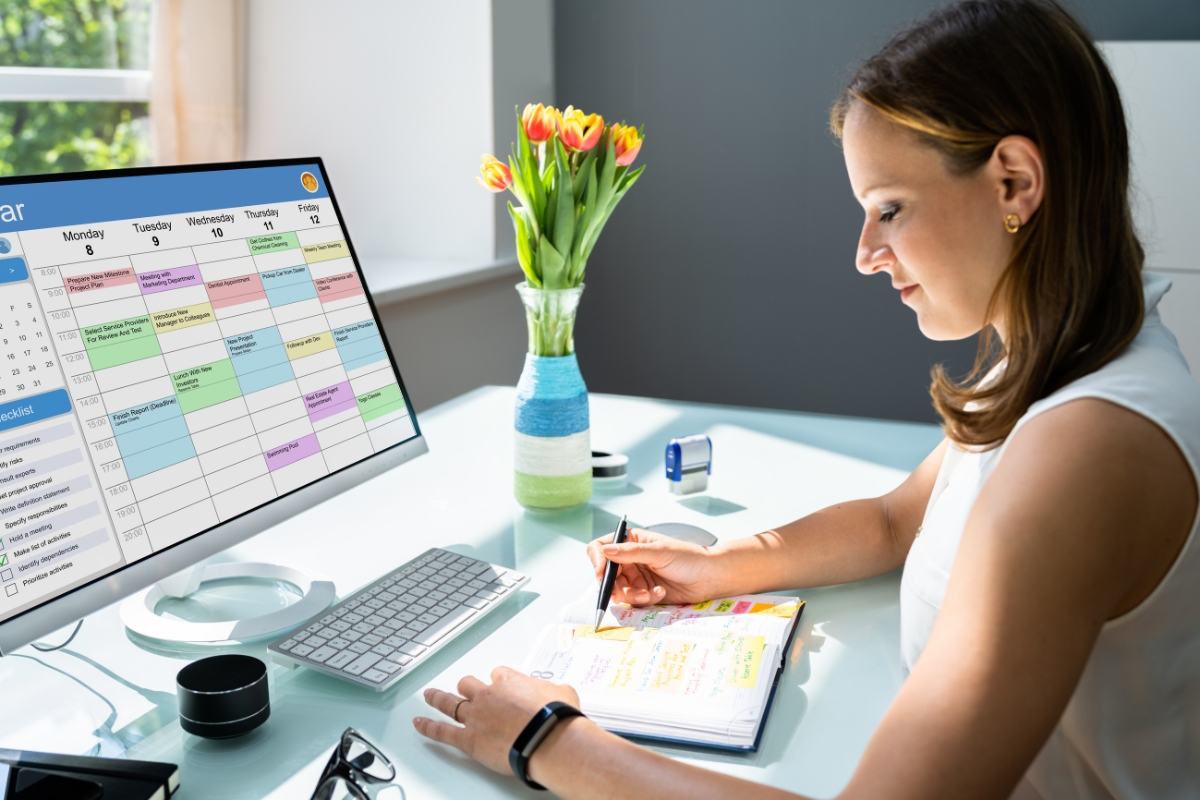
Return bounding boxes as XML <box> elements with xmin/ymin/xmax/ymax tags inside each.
<box><xmin>509</xmin><ymin>701</ymin><xmax>585</xmax><ymax>790</ymax></box>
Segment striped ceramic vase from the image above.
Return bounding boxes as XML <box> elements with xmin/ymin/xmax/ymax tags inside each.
<box><xmin>514</xmin><ymin>284</ymin><xmax>592</xmax><ymax>509</ymax></box>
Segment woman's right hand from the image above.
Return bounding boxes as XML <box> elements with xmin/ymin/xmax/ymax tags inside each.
<box><xmin>586</xmin><ymin>528</ymin><xmax>722</xmax><ymax>606</ymax></box>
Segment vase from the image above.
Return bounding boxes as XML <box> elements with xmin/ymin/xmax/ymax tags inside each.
<box><xmin>513</xmin><ymin>283</ymin><xmax>592</xmax><ymax>509</ymax></box>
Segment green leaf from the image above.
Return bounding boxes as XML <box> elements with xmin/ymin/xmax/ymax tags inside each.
<box><xmin>509</xmin><ymin>202</ymin><xmax>540</xmax><ymax>287</ymax></box>
<box><xmin>573</xmin><ymin>146</ymin><xmax>598</xmax><ymax>204</ymax></box>
<box><xmin>581</xmin><ymin>165</ymin><xmax>646</xmax><ymax>263</ymax></box>
<box><xmin>552</xmin><ymin>140</ymin><xmax>575</xmax><ymax>266</ymax></box>
<box><xmin>571</xmin><ymin>159</ymin><xmax>599</xmax><ymax>273</ymax></box>
<box><xmin>538</xmin><ymin>234</ymin><xmax>566</xmax><ymax>290</ymax></box>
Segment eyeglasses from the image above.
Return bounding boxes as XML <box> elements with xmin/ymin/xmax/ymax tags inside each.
<box><xmin>310</xmin><ymin>728</ymin><xmax>405</xmax><ymax>800</ymax></box>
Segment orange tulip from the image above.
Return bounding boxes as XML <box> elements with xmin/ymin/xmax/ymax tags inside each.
<box><xmin>522</xmin><ymin>103</ymin><xmax>557</xmax><ymax>144</ymax></box>
<box><xmin>556</xmin><ymin>106</ymin><xmax>604</xmax><ymax>152</ymax></box>
<box><xmin>476</xmin><ymin>154</ymin><xmax>512</xmax><ymax>193</ymax></box>
<box><xmin>609</xmin><ymin>123</ymin><xmax>644</xmax><ymax>167</ymax></box>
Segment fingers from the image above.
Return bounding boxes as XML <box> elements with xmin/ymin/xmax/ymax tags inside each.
<box><xmin>600</xmin><ymin>537</ymin><xmax>668</xmax><ymax>566</ymax></box>
<box><xmin>424</xmin><ymin>687</ymin><xmax>465</xmax><ymax>721</ymax></box>
<box><xmin>587</xmin><ymin>533</ymin><xmax>615</xmax><ymax>578</ymax></box>
<box><xmin>457</xmin><ymin>674</ymin><xmax>487</xmax><ymax>700</ymax></box>
<box><xmin>413</xmin><ymin>716</ymin><xmax>468</xmax><ymax>750</ymax></box>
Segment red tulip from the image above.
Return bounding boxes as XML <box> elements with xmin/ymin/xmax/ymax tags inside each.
<box><xmin>522</xmin><ymin>103</ymin><xmax>557</xmax><ymax>144</ymax></box>
<box><xmin>609</xmin><ymin>123</ymin><xmax>644</xmax><ymax>167</ymax></box>
<box><xmin>556</xmin><ymin>106</ymin><xmax>604</xmax><ymax>152</ymax></box>
<box><xmin>475</xmin><ymin>154</ymin><xmax>512</xmax><ymax>193</ymax></box>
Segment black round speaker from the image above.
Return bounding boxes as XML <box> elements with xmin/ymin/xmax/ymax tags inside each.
<box><xmin>176</xmin><ymin>654</ymin><xmax>270</xmax><ymax>739</ymax></box>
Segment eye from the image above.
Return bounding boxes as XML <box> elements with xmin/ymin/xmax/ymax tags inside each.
<box><xmin>878</xmin><ymin>204</ymin><xmax>901</xmax><ymax>223</ymax></box>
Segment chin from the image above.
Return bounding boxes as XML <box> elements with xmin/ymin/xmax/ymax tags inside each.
<box><xmin>915</xmin><ymin>313</ymin><xmax>976</xmax><ymax>342</ymax></box>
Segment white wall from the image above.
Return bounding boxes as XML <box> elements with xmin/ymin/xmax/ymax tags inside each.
<box><xmin>1102</xmin><ymin>42</ymin><xmax>1200</xmax><ymax>371</ymax></box>
<box><xmin>244</xmin><ymin>0</ymin><xmax>496</xmax><ymax>262</ymax></box>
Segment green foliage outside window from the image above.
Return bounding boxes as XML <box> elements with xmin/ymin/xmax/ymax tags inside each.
<box><xmin>0</xmin><ymin>0</ymin><xmax>152</xmax><ymax>177</ymax></box>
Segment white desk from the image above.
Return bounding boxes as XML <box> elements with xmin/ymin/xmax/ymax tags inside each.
<box><xmin>0</xmin><ymin>387</ymin><xmax>942</xmax><ymax>799</ymax></box>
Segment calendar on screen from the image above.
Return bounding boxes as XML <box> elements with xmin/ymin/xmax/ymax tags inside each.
<box><xmin>0</xmin><ymin>163</ymin><xmax>417</xmax><ymax>620</ymax></box>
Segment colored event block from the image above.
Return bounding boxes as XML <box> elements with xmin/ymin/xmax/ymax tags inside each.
<box><xmin>247</xmin><ymin>232</ymin><xmax>299</xmax><ymax>254</ymax></box>
<box><xmin>113</xmin><ymin>414</ymin><xmax>192</xmax><ymax>457</ymax></box>
<box><xmin>356</xmin><ymin>383</ymin><xmax>404</xmax><ymax>423</ymax></box>
<box><xmin>206</xmin><ymin>273</ymin><xmax>266</xmax><ymax>310</ymax></box>
<box><xmin>225</xmin><ymin>328</ymin><xmax>289</xmax><ymax>373</ymax></box>
<box><xmin>83</xmin><ymin>315</ymin><xmax>161</xmax><ymax>370</ymax></box>
<box><xmin>109</xmin><ymin>396</ymin><xmax>182</xmax><ymax>435</ymax></box>
<box><xmin>171</xmin><ymin>359</ymin><xmax>242</xmax><ymax>413</ymax></box>
<box><xmin>138</xmin><ymin>265</ymin><xmax>202</xmax><ymax>294</ymax></box>
<box><xmin>64</xmin><ymin>266</ymin><xmax>137</xmax><ymax>295</ymax></box>
<box><xmin>261</xmin><ymin>265</ymin><xmax>318</xmax><ymax>307</ymax></box>
<box><xmin>314</xmin><ymin>271</ymin><xmax>364</xmax><ymax>304</ymax></box>
<box><xmin>304</xmin><ymin>381</ymin><xmax>356</xmax><ymax>423</ymax></box>
<box><xmin>122</xmin><ymin>438</ymin><xmax>197</xmax><ymax>480</ymax></box>
<box><xmin>285</xmin><ymin>331</ymin><xmax>335</xmax><ymax>361</ymax></box>
<box><xmin>263</xmin><ymin>433</ymin><xmax>321</xmax><ymax>471</ymax></box>
<box><xmin>301</xmin><ymin>240</ymin><xmax>348</xmax><ymax>263</ymax></box>
<box><xmin>332</xmin><ymin>320</ymin><xmax>385</xmax><ymax>371</ymax></box>
<box><xmin>236</xmin><ymin>362</ymin><xmax>295</xmax><ymax>395</ymax></box>
<box><xmin>151</xmin><ymin>302</ymin><xmax>215</xmax><ymax>334</ymax></box>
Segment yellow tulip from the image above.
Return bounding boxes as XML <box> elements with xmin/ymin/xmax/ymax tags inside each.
<box><xmin>556</xmin><ymin>106</ymin><xmax>604</xmax><ymax>152</ymax></box>
<box><xmin>609</xmin><ymin>123</ymin><xmax>644</xmax><ymax>167</ymax></box>
<box><xmin>522</xmin><ymin>103</ymin><xmax>557</xmax><ymax>144</ymax></box>
<box><xmin>475</xmin><ymin>154</ymin><xmax>512</xmax><ymax>193</ymax></box>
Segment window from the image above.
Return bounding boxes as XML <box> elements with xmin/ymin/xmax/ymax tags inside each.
<box><xmin>0</xmin><ymin>0</ymin><xmax>151</xmax><ymax>176</ymax></box>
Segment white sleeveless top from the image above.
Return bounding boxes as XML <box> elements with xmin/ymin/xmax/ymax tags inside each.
<box><xmin>899</xmin><ymin>272</ymin><xmax>1200</xmax><ymax>800</ymax></box>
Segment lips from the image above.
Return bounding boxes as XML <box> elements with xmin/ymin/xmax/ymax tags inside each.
<box><xmin>893</xmin><ymin>282</ymin><xmax>918</xmax><ymax>302</ymax></box>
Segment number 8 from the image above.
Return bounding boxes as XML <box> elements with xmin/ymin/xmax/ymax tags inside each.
<box><xmin>531</xmin><ymin>671</ymin><xmax>554</xmax><ymax>680</ymax></box>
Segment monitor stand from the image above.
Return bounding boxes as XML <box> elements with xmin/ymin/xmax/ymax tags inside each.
<box><xmin>119</xmin><ymin>562</ymin><xmax>336</xmax><ymax>645</ymax></box>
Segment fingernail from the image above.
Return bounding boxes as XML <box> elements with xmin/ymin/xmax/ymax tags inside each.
<box><xmin>413</xmin><ymin>717</ymin><xmax>425</xmax><ymax>725</ymax></box>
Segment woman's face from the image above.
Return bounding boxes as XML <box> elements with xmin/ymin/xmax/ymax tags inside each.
<box><xmin>842</xmin><ymin>104</ymin><xmax>1015</xmax><ymax>341</ymax></box>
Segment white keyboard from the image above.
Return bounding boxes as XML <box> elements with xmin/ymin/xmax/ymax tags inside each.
<box><xmin>268</xmin><ymin>548</ymin><xmax>528</xmax><ymax>691</ymax></box>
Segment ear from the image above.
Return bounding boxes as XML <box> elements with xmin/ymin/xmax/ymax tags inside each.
<box><xmin>989</xmin><ymin>135</ymin><xmax>1044</xmax><ymax>227</ymax></box>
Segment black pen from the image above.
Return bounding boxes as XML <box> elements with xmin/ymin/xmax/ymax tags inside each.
<box><xmin>595</xmin><ymin>514</ymin><xmax>629</xmax><ymax>629</ymax></box>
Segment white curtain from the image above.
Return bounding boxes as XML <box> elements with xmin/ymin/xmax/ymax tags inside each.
<box><xmin>150</xmin><ymin>0</ymin><xmax>247</xmax><ymax>164</ymax></box>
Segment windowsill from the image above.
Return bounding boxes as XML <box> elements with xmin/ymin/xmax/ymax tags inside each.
<box><xmin>358</xmin><ymin>256</ymin><xmax>521</xmax><ymax>306</ymax></box>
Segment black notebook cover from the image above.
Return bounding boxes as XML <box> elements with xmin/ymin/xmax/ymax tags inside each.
<box><xmin>0</xmin><ymin>751</ymin><xmax>177</xmax><ymax>797</ymax></box>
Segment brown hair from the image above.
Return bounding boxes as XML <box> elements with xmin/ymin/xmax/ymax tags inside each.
<box><xmin>830</xmin><ymin>0</ymin><xmax>1144</xmax><ymax>449</ymax></box>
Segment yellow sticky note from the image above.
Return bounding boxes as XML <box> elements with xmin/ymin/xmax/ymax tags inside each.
<box><xmin>714</xmin><ymin>599</ymin><xmax>736</xmax><ymax>613</ymax></box>
<box><xmin>574</xmin><ymin>625</ymin><xmax>635</xmax><ymax>641</ymax></box>
<box><xmin>726</xmin><ymin>635</ymin><xmax>766</xmax><ymax>688</ymax></box>
<box><xmin>750</xmin><ymin>600</ymin><xmax>804</xmax><ymax>618</ymax></box>
<box><xmin>691</xmin><ymin>600</ymin><xmax>713</xmax><ymax>611</ymax></box>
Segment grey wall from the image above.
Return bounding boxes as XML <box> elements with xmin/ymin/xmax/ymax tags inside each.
<box><xmin>554</xmin><ymin>0</ymin><xmax>1200</xmax><ymax>424</ymax></box>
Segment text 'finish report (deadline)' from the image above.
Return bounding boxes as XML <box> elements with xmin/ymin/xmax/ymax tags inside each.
<box><xmin>0</xmin><ymin>165</ymin><xmax>416</xmax><ymax>621</ymax></box>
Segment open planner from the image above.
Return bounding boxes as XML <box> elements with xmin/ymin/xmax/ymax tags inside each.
<box><xmin>523</xmin><ymin>592</ymin><xmax>804</xmax><ymax>751</ymax></box>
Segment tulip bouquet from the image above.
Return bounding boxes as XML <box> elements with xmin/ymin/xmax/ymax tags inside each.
<box><xmin>478</xmin><ymin>104</ymin><xmax>645</xmax><ymax>291</ymax></box>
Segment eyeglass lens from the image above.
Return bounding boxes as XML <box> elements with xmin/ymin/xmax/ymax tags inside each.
<box><xmin>342</xmin><ymin>731</ymin><xmax>396</xmax><ymax>782</ymax></box>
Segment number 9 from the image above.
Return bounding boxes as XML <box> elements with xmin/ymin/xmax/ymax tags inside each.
<box><xmin>152</xmin><ymin>236</ymin><xmax>160</xmax><ymax>246</ymax></box>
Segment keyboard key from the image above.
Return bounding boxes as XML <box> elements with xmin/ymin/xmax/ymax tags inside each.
<box><xmin>331</xmin><ymin>620</ymin><xmax>352</xmax><ymax>632</ymax></box>
<box><xmin>474</xmin><ymin>590</ymin><xmax>499</xmax><ymax>602</ymax></box>
<box><xmin>487</xmin><ymin>584</ymin><xmax>509</xmax><ymax>595</ymax></box>
<box><xmin>278</xmin><ymin>639</ymin><xmax>298</xmax><ymax>651</ymax></box>
<box><xmin>376</xmin><ymin>608</ymin><xmax>396</xmax><ymax>619</ymax></box>
<box><xmin>327</xmin><ymin>651</ymin><xmax>357</xmax><ymax>669</ymax></box>
<box><xmin>428</xmin><ymin>590</ymin><xmax>448</xmax><ymax>601</ymax></box>
<box><xmin>307</xmin><ymin>636</ymin><xmax>329</xmax><ymax>650</ymax></box>
<box><xmin>397</xmin><ymin>578</ymin><xmax>418</xmax><ymax>589</ymax></box>
<box><xmin>449</xmin><ymin>592</ymin><xmax>471</xmax><ymax>603</ymax></box>
<box><xmin>466</xmin><ymin>579</ymin><xmax>488</xmax><ymax>590</ymax></box>
<box><xmin>380</xmin><ymin>579</ymin><xmax>396</xmax><ymax>588</ymax></box>
<box><xmin>342</xmin><ymin>630</ymin><xmax>363</xmax><ymax>643</ymax></box>
<box><xmin>418</xmin><ymin>580</ymin><xmax>438</xmax><ymax>591</ymax></box>
<box><xmin>366</xmin><ymin>599</ymin><xmax>386</xmax><ymax>610</ymax></box>
<box><xmin>371</xmin><ymin>644</ymin><xmax>395</xmax><ymax>656</ymax></box>
<box><xmin>465</xmin><ymin>598</ymin><xmax>488</xmax><ymax>610</ymax></box>
<box><xmin>292</xmin><ymin>643</ymin><xmax>315</xmax><ymax>657</ymax></box>
<box><xmin>363</xmin><ymin>668</ymin><xmax>389</xmax><ymax>684</ymax></box>
<box><xmin>306</xmin><ymin>622</ymin><xmax>324</xmax><ymax>633</ymax></box>
<box><xmin>397</xmin><ymin>610</ymin><xmax>418</xmax><ymax>623</ymax></box>
<box><xmin>382</xmin><ymin>619</ymin><xmax>404</xmax><ymax>632</ymax></box>
<box><xmin>345</xmin><ymin>600</ymin><xmax>361</xmax><ymax>610</ymax></box>
<box><xmin>328</xmin><ymin>638</ymin><xmax>352</xmax><ymax>650</ymax></box>
<box><xmin>349</xmin><ymin>642</ymin><xmax>372</xmax><ymax>654</ymax></box>
<box><xmin>352</xmin><ymin>623</ymin><xmax>374</xmax><ymax>634</ymax></box>
<box><xmin>373</xmin><ymin>625</ymin><xmax>393</xmax><ymax>637</ymax></box>
<box><xmin>294</xmin><ymin>631</ymin><xmax>311</xmax><ymax>642</ymax></box>
<box><xmin>358</xmin><ymin>593</ymin><xmax>374</xmax><ymax>603</ymax></box>
<box><xmin>399</xmin><ymin>642</ymin><xmax>427</xmax><ymax>657</ymax></box>
<box><xmin>345</xmin><ymin>654</ymin><xmax>383</xmax><ymax>676</ymax></box>
<box><xmin>343</xmin><ymin>612</ymin><xmax>364</xmax><ymax>624</ymax></box>
<box><xmin>397</xmin><ymin>627</ymin><xmax>420</xmax><ymax>639</ymax></box>
<box><xmin>377</xmin><ymin>660</ymin><xmax>401</xmax><ymax>675</ymax></box>
<box><xmin>378</xmin><ymin>591</ymin><xmax>397</xmax><ymax>603</ymax></box>
<box><xmin>418</xmin><ymin>613</ymin><xmax>440</xmax><ymax>625</ymax></box>
<box><xmin>317</xmin><ymin>627</ymin><xmax>340</xmax><ymax>640</ymax></box>
<box><xmin>416</xmin><ymin>597</ymin><xmax>437</xmax><ymax>609</ymax></box>
<box><xmin>414</xmin><ymin>607</ymin><xmax>477</xmax><ymax>647</ymax></box>
<box><xmin>446</xmin><ymin>578</ymin><xmax>467</xmax><ymax>588</ymax></box>
<box><xmin>408</xmin><ymin>587</ymin><xmax>429</xmax><ymax>598</ymax></box>
<box><xmin>308</xmin><ymin>646</ymin><xmax>338</xmax><ymax>663</ymax></box>
<box><xmin>332</xmin><ymin>608</ymin><xmax>350</xmax><ymax>618</ymax></box>
<box><xmin>437</xmin><ymin>599</ymin><xmax>459</xmax><ymax>610</ymax></box>
<box><xmin>362</xmin><ymin>634</ymin><xmax>383</xmax><ymax>646</ymax></box>
<box><xmin>429</xmin><ymin>606</ymin><xmax>450</xmax><ymax>618</ymax></box>
<box><xmin>369</xmin><ymin>586</ymin><xmax>385</xmax><ymax>595</ymax></box>
<box><xmin>365</xmin><ymin>615</ymin><xmax>386</xmax><ymax>626</ymax></box>
<box><xmin>384</xmin><ymin>635</ymin><xmax>408</xmax><ymax>647</ymax></box>
<box><xmin>408</xmin><ymin>621</ymin><xmax>429</xmax><ymax>633</ymax></box>
<box><xmin>386</xmin><ymin>652</ymin><xmax>413</xmax><ymax>665</ymax></box>
<box><xmin>320</xmin><ymin>615</ymin><xmax>337</xmax><ymax>625</ymax></box>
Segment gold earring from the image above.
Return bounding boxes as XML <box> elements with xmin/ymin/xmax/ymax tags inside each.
<box><xmin>1004</xmin><ymin>214</ymin><xmax>1021</xmax><ymax>233</ymax></box>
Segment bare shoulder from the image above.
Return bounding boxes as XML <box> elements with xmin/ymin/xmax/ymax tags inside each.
<box><xmin>977</xmin><ymin>397</ymin><xmax>1197</xmax><ymax>618</ymax></box>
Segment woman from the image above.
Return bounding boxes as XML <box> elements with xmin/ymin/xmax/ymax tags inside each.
<box><xmin>414</xmin><ymin>1</ymin><xmax>1200</xmax><ymax>797</ymax></box>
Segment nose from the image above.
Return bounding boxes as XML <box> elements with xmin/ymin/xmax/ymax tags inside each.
<box><xmin>856</xmin><ymin>219</ymin><xmax>895</xmax><ymax>276</ymax></box>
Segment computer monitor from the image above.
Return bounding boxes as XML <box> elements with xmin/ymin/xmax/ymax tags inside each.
<box><xmin>0</xmin><ymin>159</ymin><xmax>427</xmax><ymax>655</ymax></box>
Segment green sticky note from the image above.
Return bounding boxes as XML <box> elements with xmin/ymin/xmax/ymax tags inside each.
<box><xmin>0</xmin><ymin>553</ymin><xmax>7</xmax><ymax>567</ymax></box>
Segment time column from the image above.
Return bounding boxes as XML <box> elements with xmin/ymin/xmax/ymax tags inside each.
<box><xmin>32</xmin><ymin>258</ymin><xmax>154</xmax><ymax>562</ymax></box>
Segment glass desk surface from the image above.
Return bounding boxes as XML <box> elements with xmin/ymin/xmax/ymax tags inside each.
<box><xmin>0</xmin><ymin>386</ymin><xmax>943</xmax><ymax>799</ymax></box>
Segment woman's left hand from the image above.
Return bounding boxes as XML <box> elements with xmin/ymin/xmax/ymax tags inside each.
<box><xmin>414</xmin><ymin>667</ymin><xmax>583</xmax><ymax>777</ymax></box>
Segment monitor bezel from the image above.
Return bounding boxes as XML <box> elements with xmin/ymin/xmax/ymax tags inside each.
<box><xmin>0</xmin><ymin>158</ymin><xmax>427</xmax><ymax>655</ymax></box>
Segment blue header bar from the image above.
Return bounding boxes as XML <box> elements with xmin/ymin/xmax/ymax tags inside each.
<box><xmin>0</xmin><ymin>163</ymin><xmax>330</xmax><ymax>234</ymax></box>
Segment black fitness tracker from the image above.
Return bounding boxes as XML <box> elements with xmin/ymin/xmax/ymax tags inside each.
<box><xmin>508</xmin><ymin>701</ymin><xmax>585</xmax><ymax>790</ymax></box>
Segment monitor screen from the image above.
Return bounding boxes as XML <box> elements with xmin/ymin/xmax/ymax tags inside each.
<box><xmin>0</xmin><ymin>161</ymin><xmax>418</xmax><ymax>627</ymax></box>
